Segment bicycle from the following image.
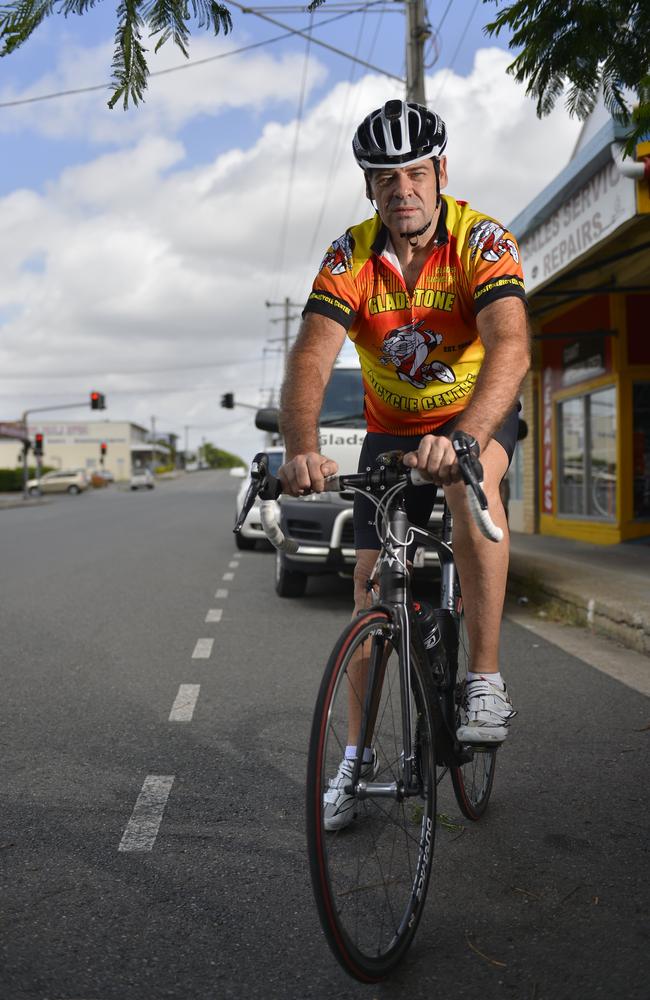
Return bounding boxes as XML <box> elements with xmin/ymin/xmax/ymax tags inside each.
<box><xmin>234</xmin><ymin>431</ymin><xmax>504</xmax><ymax>981</ymax></box>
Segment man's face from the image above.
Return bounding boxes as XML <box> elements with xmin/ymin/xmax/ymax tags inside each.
<box><xmin>368</xmin><ymin>157</ymin><xmax>448</xmax><ymax>237</ymax></box>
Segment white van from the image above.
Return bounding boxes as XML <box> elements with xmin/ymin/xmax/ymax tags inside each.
<box><xmin>256</xmin><ymin>353</ymin><xmax>442</xmax><ymax>597</ymax></box>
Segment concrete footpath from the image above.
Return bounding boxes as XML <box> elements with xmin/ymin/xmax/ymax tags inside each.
<box><xmin>508</xmin><ymin>531</ymin><xmax>649</xmax><ymax>657</ymax></box>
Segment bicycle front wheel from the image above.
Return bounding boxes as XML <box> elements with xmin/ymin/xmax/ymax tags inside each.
<box><xmin>450</xmin><ymin>607</ymin><xmax>497</xmax><ymax>820</ymax></box>
<box><xmin>306</xmin><ymin>610</ymin><xmax>436</xmax><ymax>982</ymax></box>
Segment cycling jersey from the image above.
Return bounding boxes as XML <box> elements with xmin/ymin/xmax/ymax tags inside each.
<box><xmin>303</xmin><ymin>195</ymin><xmax>526</xmax><ymax>435</ymax></box>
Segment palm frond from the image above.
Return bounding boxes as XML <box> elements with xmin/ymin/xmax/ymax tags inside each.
<box><xmin>0</xmin><ymin>0</ymin><xmax>56</xmax><ymax>55</ymax></box>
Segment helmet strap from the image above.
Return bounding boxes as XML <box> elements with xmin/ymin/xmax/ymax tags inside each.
<box><xmin>400</xmin><ymin>218</ymin><xmax>432</xmax><ymax>245</ymax></box>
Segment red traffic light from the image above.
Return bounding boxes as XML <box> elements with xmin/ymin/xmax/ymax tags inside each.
<box><xmin>90</xmin><ymin>391</ymin><xmax>106</xmax><ymax>410</ymax></box>
<box><xmin>34</xmin><ymin>432</ymin><xmax>44</xmax><ymax>456</ymax></box>
<box><xmin>100</xmin><ymin>442</ymin><xmax>107</xmax><ymax>455</ymax></box>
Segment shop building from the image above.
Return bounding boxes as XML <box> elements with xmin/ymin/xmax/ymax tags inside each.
<box><xmin>507</xmin><ymin>106</ymin><xmax>650</xmax><ymax>543</ymax></box>
<box><xmin>0</xmin><ymin>420</ymin><xmax>171</xmax><ymax>481</ymax></box>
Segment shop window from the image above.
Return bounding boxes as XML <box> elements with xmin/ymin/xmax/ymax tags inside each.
<box><xmin>558</xmin><ymin>386</ymin><xmax>617</xmax><ymax>520</ymax></box>
<box><xmin>633</xmin><ymin>383</ymin><xmax>650</xmax><ymax>518</ymax></box>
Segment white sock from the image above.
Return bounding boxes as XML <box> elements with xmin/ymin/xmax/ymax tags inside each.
<box><xmin>467</xmin><ymin>670</ymin><xmax>505</xmax><ymax>689</ymax></box>
<box><xmin>345</xmin><ymin>745</ymin><xmax>373</xmax><ymax>763</ymax></box>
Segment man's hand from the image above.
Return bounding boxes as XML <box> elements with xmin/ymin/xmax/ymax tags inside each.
<box><xmin>402</xmin><ymin>434</ymin><xmax>462</xmax><ymax>486</ymax></box>
<box><xmin>278</xmin><ymin>452</ymin><xmax>339</xmax><ymax>496</ymax></box>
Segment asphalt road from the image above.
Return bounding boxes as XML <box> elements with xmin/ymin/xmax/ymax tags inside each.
<box><xmin>1</xmin><ymin>471</ymin><xmax>648</xmax><ymax>1000</ymax></box>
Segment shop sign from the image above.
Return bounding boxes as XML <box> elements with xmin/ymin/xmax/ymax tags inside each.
<box><xmin>561</xmin><ymin>336</ymin><xmax>606</xmax><ymax>387</ymax></box>
<box><xmin>542</xmin><ymin>368</ymin><xmax>554</xmax><ymax>513</ymax></box>
<box><xmin>520</xmin><ymin>161</ymin><xmax>636</xmax><ymax>292</ymax></box>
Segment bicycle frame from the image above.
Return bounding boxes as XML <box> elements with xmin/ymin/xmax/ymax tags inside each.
<box><xmin>346</xmin><ymin>489</ymin><xmax>469</xmax><ymax>802</ymax></box>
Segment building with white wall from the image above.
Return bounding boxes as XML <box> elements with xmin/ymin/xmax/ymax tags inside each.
<box><xmin>0</xmin><ymin>420</ymin><xmax>171</xmax><ymax>482</ymax></box>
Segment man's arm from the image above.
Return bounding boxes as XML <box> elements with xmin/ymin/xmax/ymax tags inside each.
<box><xmin>455</xmin><ymin>296</ymin><xmax>530</xmax><ymax>450</ymax></box>
<box><xmin>403</xmin><ymin>296</ymin><xmax>530</xmax><ymax>483</ymax></box>
<box><xmin>278</xmin><ymin>312</ymin><xmax>347</xmax><ymax>495</ymax></box>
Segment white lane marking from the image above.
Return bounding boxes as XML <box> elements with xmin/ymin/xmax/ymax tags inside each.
<box><xmin>205</xmin><ymin>608</ymin><xmax>223</xmax><ymax>623</ymax></box>
<box><xmin>222</xmin><ymin>572</ymin><xmax>234</xmax><ymax>581</ymax></box>
<box><xmin>506</xmin><ymin>608</ymin><xmax>650</xmax><ymax>696</ymax></box>
<box><xmin>192</xmin><ymin>638</ymin><xmax>214</xmax><ymax>659</ymax></box>
<box><xmin>215</xmin><ymin>588</ymin><xmax>228</xmax><ymax>599</ymax></box>
<box><xmin>228</xmin><ymin>560</ymin><xmax>239</xmax><ymax>569</ymax></box>
<box><xmin>118</xmin><ymin>775</ymin><xmax>174</xmax><ymax>852</ymax></box>
<box><xmin>169</xmin><ymin>684</ymin><xmax>200</xmax><ymax>722</ymax></box>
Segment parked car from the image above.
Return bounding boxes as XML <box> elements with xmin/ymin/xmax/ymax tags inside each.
<box><xmin>27</xmin><ymin>469</ymin><xmax>89</xmax><ymax>496</ymax></box>
<box><xmin>130</xmin><ymin>468</ymin><xmax>155</xmax><ymax>490</ymax></box>
<box><xmin>235</xmin><ymin>446</ymin><xmax>284</xmax><ymax>550</ymax></box>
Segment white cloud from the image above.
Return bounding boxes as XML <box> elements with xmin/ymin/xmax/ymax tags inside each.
<box><xmin>0</xmin><ymin>47</ymin><xmax>581</xmax><ymax>461</ymax></box>
<box><xmin>0</xmin><ymin>34</ymin><xmax>328</xmax><ymax>143</ymax></box>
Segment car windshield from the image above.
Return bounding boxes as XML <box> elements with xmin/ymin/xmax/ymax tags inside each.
<box><xmin>320</xmin><ymin>367</ymin><xmax>365</xmax><ymax>427</ymax></box>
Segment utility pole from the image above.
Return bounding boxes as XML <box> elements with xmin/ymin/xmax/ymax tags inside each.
<box><xmin>265</xmin><ymin>297</ymin><xmax>302</xmax><ymax>366</ymax></box>
<box><xmin>405</xmin><ymin>0</ymin><xmax>430</xmax><ymax>104</ymax></box>
<box><xmin>151</xmin><ymin>415</ymin><xmax>156</xmax><ymax>470</ymax></box>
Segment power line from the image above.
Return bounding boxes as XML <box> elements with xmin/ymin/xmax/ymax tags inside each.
<box><xmin>0</xmin><ymin>4</ymin><xmax>397</xmax><ymax>110</ymax></box>
<box><xmin>270</xmin><ymin>14</ymin><xmax>314</xmax><ymax>300</ymax></box>
<box><xmin>227</xmin><ymin>0</ymin><xmax>404</xmax><ymax>82</ymax></box>
<box><xmin>431</xmin><ymin>0</ymin><xmax>479</xmax><ymax>104</ymax></box>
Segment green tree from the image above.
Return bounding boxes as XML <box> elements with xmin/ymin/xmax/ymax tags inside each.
<box><xmin>484</xmin><ymin>1</ymin><xmax>650</xmax><ymax>155</ymax></box>
<box><xmin>0</xmin><ymin>0</ymin><xmax>232</xmax><ymax>109</ymax></box>
<box><xmin>203</xmin><ymin>442</ymin><xmax>245</xmax><ymax>469</ymax></box>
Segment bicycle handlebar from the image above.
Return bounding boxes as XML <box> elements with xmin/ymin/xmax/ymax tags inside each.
<box><xmin>233</xmin><ymin>431</ymin><xmax>503</xmax><ymax>551</ymax></box>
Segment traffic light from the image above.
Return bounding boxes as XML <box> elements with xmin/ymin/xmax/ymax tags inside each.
<box><xmin>100</xmin><ymin>442</ymin><xmax>107</xmax><ymax>456</ymax></box>
<box><xmin>90</xmin><ymin>391</ymin><xmax>106</xmax><ymax>410</ymax></box>
<box><xmin>221</xmin><ymin>393</ymin><xmax>235</xmax><ymax>409</ymax></box>
<box><xmin>33</xmin><ymin>433</ymin><xmax>44</xmax><ymax>457</ymax></box>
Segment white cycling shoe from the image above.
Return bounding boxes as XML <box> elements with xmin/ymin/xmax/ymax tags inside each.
<box><xmin>323</xmin><ymin>751</ymin><xmax>379</xmax><ymax>831</ymax></box>
<box><xmin>457</xmin><ymin>676</ymin><xmax>517</xmax><ymax>744</ymax></box>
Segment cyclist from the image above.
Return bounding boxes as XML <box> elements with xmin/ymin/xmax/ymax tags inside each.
<box><xmin>278</xmin><ymin>100</ymin><xmax>530</xmax><ymax>827</ymax></box>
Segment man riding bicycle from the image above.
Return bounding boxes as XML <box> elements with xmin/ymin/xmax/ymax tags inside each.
<box><xmin>278</xmin><ymin>100</ymin><xmax>530</xmax><ymax>827</ymax></box>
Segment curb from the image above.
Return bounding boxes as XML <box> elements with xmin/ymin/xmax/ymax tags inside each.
<box><xmin>507</xmin><ymin>564</ymin><xmax>650</xmax><ymax>658</ymax></box>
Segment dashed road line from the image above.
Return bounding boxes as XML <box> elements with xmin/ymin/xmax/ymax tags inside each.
<box><xmin>222</xmin><ymin>572</ymin><xmax>234</xmax><ymax>581</ymax></box>
<box><xmin>205</xmin><ymin>608</ymin><xmax>223</xmax><ymax>623</ymax></box>
<box><xmin>192</xmin><ymin>638</ymin><xmax>214</xmax><ymax>659</ymax></box>
<box><xmin>169</xmin><ymin>684</ymin><xmax>201</xmax><ymax>721</ymax></box>
<box><xmin>215</xmin><ymin>588</ymin><xmax>228</xmax><ymax>599</ymax></box>
<box><xmin>228</xmin><ymin>560</ymin><xmax>239</xmax><ymax>569</ymax></box>
<box><xmin>119</xmin><ymin>775</ymin><xmax>174</xmax><ymax>852</ymax></box>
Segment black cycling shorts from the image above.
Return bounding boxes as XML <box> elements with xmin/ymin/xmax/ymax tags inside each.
<box><xmin>353</xmin><ymin>407</ymin><xmax>519</xmax><ymax>552</ymax></box>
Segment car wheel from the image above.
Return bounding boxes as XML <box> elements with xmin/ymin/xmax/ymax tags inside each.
<box><xmin>235</xmin><ymin>532</ymin><xmax>256</xmax><ymax>551</ymax></box>
<box><xmin>275</xmin><ymin>550</ymin><xmax>307</xmax><ymax>598</ymax></box>
<box><xmin>28</xmin><ymin>487</ymin><xmax>41</xmax><ymax>496</ymax></box>
<box><xmin>67</xmin><ymin>485</ymin><xmax>80</xmax><ymax>494</ymax></box>
<box><xmin>147</xmin><ymin>485</ymin><xmax>154</xmax><ymax>490</ymax></box>
<box><xmin>131</xmin><ymin>486</ymin><xmax>137</xmax><ymax>491</ymax></box>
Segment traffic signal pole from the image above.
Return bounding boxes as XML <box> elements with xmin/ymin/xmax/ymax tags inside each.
<box><xmin>20</xmin><ymin>395</ymin><xmax>107</xmax><ymax>500</ymax></box>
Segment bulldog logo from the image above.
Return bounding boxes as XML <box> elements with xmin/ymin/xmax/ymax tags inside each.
<box><xmin>320</xmin><ymin>233</ymin><xmax>353</xmax><ymax>275</ymax></box>
<box><xmin>469</xmin><ymin>219</ymin><xmax>519</xmax><ymax>264</ymax></box>
<box><xmin>379</xmin><ymin>320</ymin><xmax>455</xmax><ymax>389</ymax></box>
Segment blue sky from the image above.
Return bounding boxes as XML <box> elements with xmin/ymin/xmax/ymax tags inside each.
<box><xmin>0</xmin><ymin>2</ymin><xmax>582</xmax><ymax>460</ymax></box>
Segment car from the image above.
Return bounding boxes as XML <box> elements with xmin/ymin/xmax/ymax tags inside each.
<box><xmin>27</xmin><ymin>469</ymin><xmax>89</xmax><ymax>496</ymax></box>
<box><xmin>130</xmin><ymin>468</ymin><xmax>155</xmax><ymax>490</ymax></box>
<box><xmin>235</xmin><ymin>446</ymin><xmax>283</xmax><ymax>550</ymax></box>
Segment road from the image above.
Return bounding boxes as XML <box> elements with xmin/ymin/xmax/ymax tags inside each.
<box><xmin>1</xmin><ymin>471</ymin><xmax>648</xmax><ymax>1000</ymax></box>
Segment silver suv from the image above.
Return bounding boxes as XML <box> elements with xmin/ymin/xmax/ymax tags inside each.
<box><xmin>27</xmin><ymin>469</ymin><xmax>89</xmax><ymax>495</ymax></box>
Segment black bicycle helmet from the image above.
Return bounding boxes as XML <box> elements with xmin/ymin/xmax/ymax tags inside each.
<box><xmin>352</xmin><ymin>99</ymin><xmax>447</xmax><ymax>170</ymax></box>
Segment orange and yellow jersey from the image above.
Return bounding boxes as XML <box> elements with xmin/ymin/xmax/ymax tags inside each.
<box><xmin>303</xmin><ymin>195</ymin><xmax>526</xmax><ymax>435</ymax></box>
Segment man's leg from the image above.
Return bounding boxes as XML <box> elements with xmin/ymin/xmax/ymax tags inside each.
<box><xmin>345</xmin><ymin>549</ymin><xmax>381</xmax><ymax>747</ymax></box>
<box><xmin>443</xmin><ymin>438</ymin><xmax>509</xmax><ymax>674</ymax></box>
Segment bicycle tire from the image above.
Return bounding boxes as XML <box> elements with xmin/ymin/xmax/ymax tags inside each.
<box><xmin>450</xmin><ymin>606</ymin><xmax>497</xmax><ymax>820</ymax></box>
<box><xmin>306</xmin><ymin>609</ymin><xmax>436</xmax><ymax>982</ymax></box>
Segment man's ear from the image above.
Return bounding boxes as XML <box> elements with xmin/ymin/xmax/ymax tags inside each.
<box><xmin>437</xmin><ymin>155</ymin><xmax>448</xmax><ymax>190</ymax></box>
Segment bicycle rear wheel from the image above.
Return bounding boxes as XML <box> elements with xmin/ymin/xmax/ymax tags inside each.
<box><xmin>306</xmin><ymin>610</ymin><xmax>436</xmax><ymax>982</ymax></box>
<box><xmin>450</xmin><ymin>606</ymin><xmax>497</xmax><ymax>820</ymax></box>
